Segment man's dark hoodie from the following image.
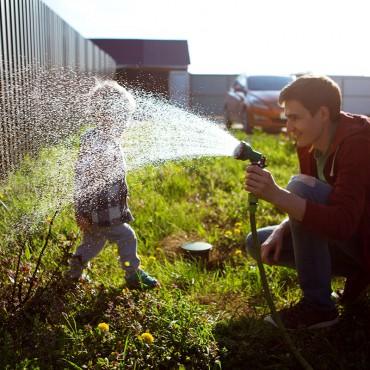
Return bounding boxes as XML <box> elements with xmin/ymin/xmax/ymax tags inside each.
<box><xmin>297</xmin><ymin>112</ymin><xmax>370</xmax><ymax>273</ymax></box>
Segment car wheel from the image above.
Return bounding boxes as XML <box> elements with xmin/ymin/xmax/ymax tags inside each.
<box><xmin>224</xmin><ymin>106</ymin><xmax>232</xmax><ymax>129</ymax></box>
<box><xmin>241</xmin><ymin>109</ymin><xmax>253</xmax><ymax>134</ymax></box>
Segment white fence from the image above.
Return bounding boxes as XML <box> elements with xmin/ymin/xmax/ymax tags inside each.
<box><xmin>331</xmin><ymin>76</ymin><xmax>370</xmax><ymax>115</ymax></box>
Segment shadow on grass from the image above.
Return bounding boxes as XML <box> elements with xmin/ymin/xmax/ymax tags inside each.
<box><xmin>215</xmin><ymin>297</ymin><xmax>370</xmax><ymax>370</ymax></box>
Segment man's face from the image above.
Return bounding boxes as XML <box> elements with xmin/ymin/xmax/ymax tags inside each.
<box><xmin>284</xmin><ymin>100</ymin><xmax>326</xmax><ymax>148</ymax></box>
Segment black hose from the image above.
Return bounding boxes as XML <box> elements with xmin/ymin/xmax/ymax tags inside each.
<box><xmin>248</xmin><ymin>193</ymin><xmax>313</xmax><ymax>370</ymax></box>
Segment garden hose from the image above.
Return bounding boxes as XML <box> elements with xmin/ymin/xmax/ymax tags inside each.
<box><xmin>248</xmin><ymin>193</ymin><xmax>313</xmax><ymax>370</ymax></box>
<box><xmin>233</xmin><ymin>141</ymin><xmax>312</xmax><ymax>369</ymax></box>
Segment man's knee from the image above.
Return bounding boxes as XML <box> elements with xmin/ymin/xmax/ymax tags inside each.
<box><xmin>286</xmin><ymin>174</ymin><xmax>327</xmax><ymax>201</ymax></box>
<box><xmin>287</xmin><ymin>175</ymin><xmax>314</xmax><ymax>197</ymax></box>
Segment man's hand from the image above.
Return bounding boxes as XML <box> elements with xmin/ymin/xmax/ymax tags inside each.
<box><xmin>261</xmin><ymin>223</ymin><xmax>288</xmax><ymax>265</ymax></box>
<box><xmin>245</xmin><ymin>165</ymin><xmax>307</xmax><ymax>221</ymax></box>
<box><xmin>245</xmin><ymin>165</ymin><xmax>280</xmax><ymax>203</ymax></box>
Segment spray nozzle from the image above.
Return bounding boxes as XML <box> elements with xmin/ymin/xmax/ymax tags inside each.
<box><xmin>233</xmin><ymin>141</ymin><xmax>266</xmax><ymax>167</ymax></box>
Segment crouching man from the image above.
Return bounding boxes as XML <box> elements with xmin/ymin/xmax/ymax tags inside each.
<box><xmin>246</xmin><ymin>75</ymin><xmax>370</xmax><ymax>329</ymax></box>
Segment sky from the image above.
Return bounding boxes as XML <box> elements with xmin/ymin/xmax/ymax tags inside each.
<box><xmin>42</xmin><ymin>0</ymin><xmax>370</xmax><ymax>76</ymax></box>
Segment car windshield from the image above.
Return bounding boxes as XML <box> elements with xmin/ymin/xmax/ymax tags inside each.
<box><xmin>247</xmin><ymin>76</ymin><xmax>293</xmax><ymax>91</ymax></box>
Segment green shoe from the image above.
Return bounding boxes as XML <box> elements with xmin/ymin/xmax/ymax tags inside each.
<box><xmin>66</xmin><ymin>256</ymin><xmax>91</xmax><ymax>283</ymax></box>
<box><xmin>126</xmin><ymin>269</ymin><xmax>159</xmax><ymax>290</ymax></box>
<box><xmin>66</xmin><ymin>255</ymin><xmax>84</xmax><ymax>280</ymax></box>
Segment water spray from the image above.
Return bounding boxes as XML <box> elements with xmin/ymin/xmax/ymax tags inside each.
<box><xmin>234</xmin><ymin>141</ymin><xmax>313</xmax><ymax>370</ymax></box>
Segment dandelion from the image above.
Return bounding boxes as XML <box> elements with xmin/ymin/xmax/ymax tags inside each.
<box><xmin>140</xmin><ymin>332</ymin><xmax>154</xmax><ymax>344</ymax></box>
<box><xmin>148</xmin><ymin>256</ymin><xmax>156</xmax><ymax>263</ymax></box>
<box><xmin>124</xmin><ymin>261</ymin><xmax>130</xmax><ymax>267</ymax></box>
<box><xmin>235</xmin><ymin>222</ymin><xmax>242</xmax><ymax>228</ymax></box>
<box><xmin>224</xmin><ymin>230</ymin><xmax>232</xmax><ymax>238</ymax></box>
<box><xmin>97</xmin><ymin>322</ymin><xmax>109</xmax><ymax>332</ymax></box>
<box><xmin>234</xmin><ymin>249</ymin><xmax>243</xmax><ymax>257</ymax></box>
<box><xmin>234</xmin><ymin>228</ymin><xmax>241</xmax><ymax>235</ymax></box>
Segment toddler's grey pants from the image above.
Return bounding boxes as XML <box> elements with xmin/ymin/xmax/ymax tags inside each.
<box><xmin>72</xmin><ymin>223</ymin><xmax>140</xmax><ymax>276</ymax></box>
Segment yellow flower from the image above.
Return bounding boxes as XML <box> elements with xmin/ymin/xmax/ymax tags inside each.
<box><xmin>97</xmin><ymin>322</ymin><xmax>109</xmax><ymax>332</ymax></box>
<box><xmin>224</xmin><ymin>230</ymin><xmax>232</xmax><ymax>238</ymax></box>
<box><xmin>0</xmin><ymin>192</ymin><xmax>4</xmax><ymax>200</ymax></box>
<box><xmin>234</xmin><ymin>249</ymin><xmax>243</xmax><ymax>257</ymax></box>
<box><xmin>235</xmin><ymin>222</ymin><xmax>242</xmax><ymax>228</ymax></box>
<box><xmin>234</xmin><ymin>228</ymin><xmax>241</xmax><ymax>235</ymax></box>
<box><xmin>140</xmin><ymin>332</ymin><xmax>154</xmax><ymax>344</ymax></box>
<box><xmin>124</xmin><ymin>261</ymin><xmax>131</xmax><ymax>267</ymax></box>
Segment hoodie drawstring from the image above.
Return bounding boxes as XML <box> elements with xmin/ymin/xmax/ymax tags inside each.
<box><xmin>330</xmin><ymin>146</ymin><xmax>340</xmax><ymax>177</ymax></box>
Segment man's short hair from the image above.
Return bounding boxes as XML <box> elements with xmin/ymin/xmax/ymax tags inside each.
<box><xmin>279</xmin><ymin>75</ymin><xmax>342</xmax><ymax>121</ymax></box>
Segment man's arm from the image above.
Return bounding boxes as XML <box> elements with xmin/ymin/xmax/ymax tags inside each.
<box><xmin>272</xmin><ymin>187</ymin><xmax>306</xmax><ymax>221</ymax></box>
<box><xmin>245</xmin><ymin>165</ymin><xmax>306</xmax><ymax>221</ymax></box>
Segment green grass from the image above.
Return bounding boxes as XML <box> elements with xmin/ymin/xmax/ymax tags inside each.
<box><xmin>0</xmin><ymin>130</ymin><xmax>369</xmax><ymax>369</ymax></box>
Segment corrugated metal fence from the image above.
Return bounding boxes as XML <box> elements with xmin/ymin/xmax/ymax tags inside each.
<box><xmin>0</xmin><ymin>0</ymin><xmax>116</xmax><ymax>179</ymax></box>
<box><xmin>190</xmin><ymin>74</ymin><xmax>236</xmax><ymax>116</ymax></box>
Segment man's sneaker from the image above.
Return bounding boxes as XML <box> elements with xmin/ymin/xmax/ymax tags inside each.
<box><xmin>264</xmin><ymin>300</ymin><xmax>339</xmax><ymax>329</ymax></box>
<box><xmin>126</xmin><ymin>269</ymin><xmax>159</xmax><ymax>290</ymax></box>
<box><xmin>338</xmin><ymin>272</ymin><xmax>370</xmax><ymax>305</ymax></box>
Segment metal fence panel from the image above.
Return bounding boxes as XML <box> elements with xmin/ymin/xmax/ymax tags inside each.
<box><xmin>190</xmin><ymin>74</ymin><xmax>236</xmax><ymax>115</ymax></box>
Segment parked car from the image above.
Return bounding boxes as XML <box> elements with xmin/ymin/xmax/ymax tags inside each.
<box><xmin>224</xmin><ymin>74</ymin><xmax>295</xmax><ymax>133</ymax></box>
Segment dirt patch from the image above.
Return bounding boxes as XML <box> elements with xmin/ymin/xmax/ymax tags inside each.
<box><xmin>158</xmin><ymin>231</ymin><xmax>199</xmax><ymax>261</ymax></box>
<box><xmin>158</xmin><ymin>231</ymin><xmax>239</xmax><ymax>270</ymax></box>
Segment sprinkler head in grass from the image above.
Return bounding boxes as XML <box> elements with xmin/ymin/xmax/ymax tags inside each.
<box><xmin>181</xmin><ymin>241</ymin><xmax>213</xmax><ymax>263</ymax></box>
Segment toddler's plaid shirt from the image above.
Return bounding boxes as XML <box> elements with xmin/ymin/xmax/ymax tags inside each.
<box><xmin>74</xmin><ymin>128</ymin><xmax>133</xmax><ymax>227</ymax></box>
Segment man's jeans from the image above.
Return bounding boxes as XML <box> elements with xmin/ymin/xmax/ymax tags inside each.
<box><xmin>246</xmin><ymin>174</ymin><xmax>363</xmax><ymax>310</ymax></box>
<box><xmin>73</xmin><ymin>223</ymin><xmax>140</xmax><ymax>275</ymax></box>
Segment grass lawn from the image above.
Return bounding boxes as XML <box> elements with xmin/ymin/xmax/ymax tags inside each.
<box><xmin>0</xmin><ymin>130</ymin><xmax>369</xmax><ymax>369</ymax></box>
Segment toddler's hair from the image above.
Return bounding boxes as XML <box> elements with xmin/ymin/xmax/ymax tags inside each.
<box><xmin>88</xmin><ymin>79</ymin><xmax>136</xmax><ymax>122</ymax></box>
